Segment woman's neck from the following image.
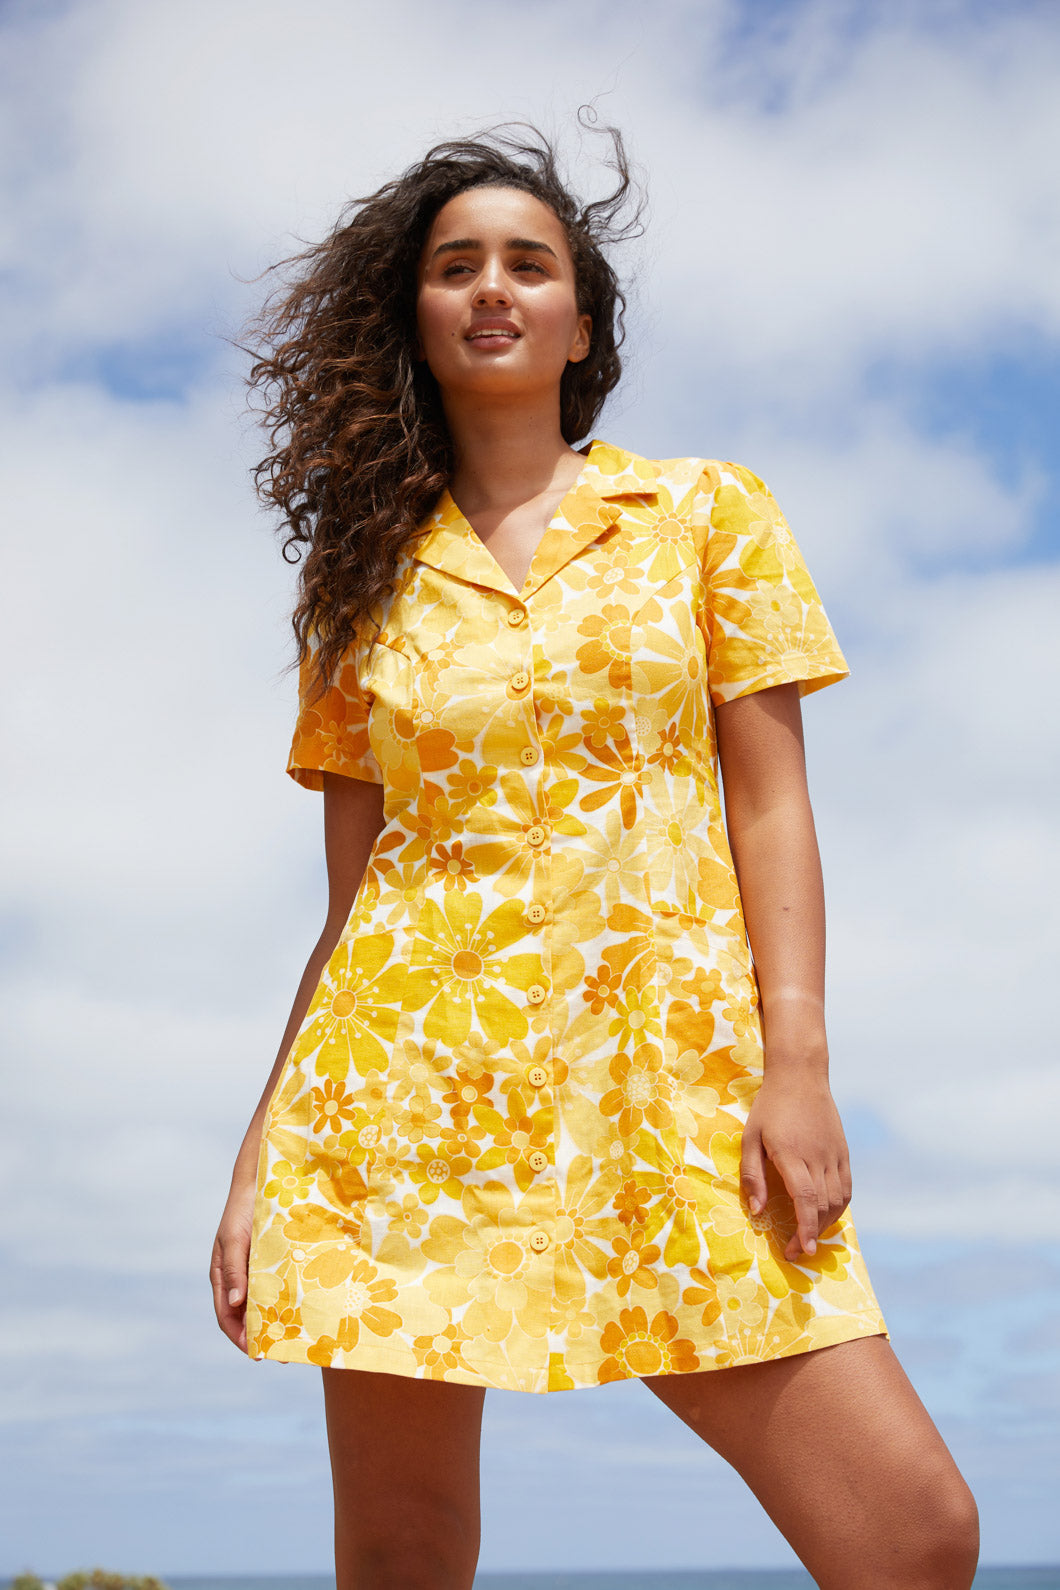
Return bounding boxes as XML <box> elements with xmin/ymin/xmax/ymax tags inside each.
<box><xmin>443</xmin><ymin>396</ymin><xmax>587</xmax><ymax>514</ymax></box>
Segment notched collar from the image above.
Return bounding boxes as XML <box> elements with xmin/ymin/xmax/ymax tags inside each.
<box><xmin>410</xmin><ymin>438</ymin><xmax>658</xmax><ymax>601</ymax></box>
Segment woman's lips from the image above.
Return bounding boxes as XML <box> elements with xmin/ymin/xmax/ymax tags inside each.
<box><xmin>467</xmin><ymin>330</ymin><xmax>519</xmax><ymax>349</ymax></box>
<box><xmin>466</xmin><ymin>319</ymin><xmax>521</xmax><ymax>348</ymax></box>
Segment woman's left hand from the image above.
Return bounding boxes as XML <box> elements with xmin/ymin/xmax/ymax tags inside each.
<box><xmin>739</xmin><ymin>1074</ymin><xmax>852</xmax><ymax>1262</ymax></box>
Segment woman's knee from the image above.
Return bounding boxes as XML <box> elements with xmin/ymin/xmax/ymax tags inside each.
<box><xmin>895</xmin><ymin>1464</ymin><xmax>979</xmax><ymax>1589</ymax></box>
<box><xmin>345</xmin><ymin>1490</ymin><xmax>479</xmax><ymax>1590</ymax></box>
<box><xmin>923</xmin><ymin>1472</ymin><xmax>980</xmax><ymax>1585</ymax></box>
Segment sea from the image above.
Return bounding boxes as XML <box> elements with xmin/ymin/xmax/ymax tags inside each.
<box><xmin>8</xmin><ymin>1573</ymin><xmax>1060</xmax><ymax>1590</ymax></box>
<box><xmin>154</xmin><ymin>1570</ymin><xmax>1060</xmax><ymax>1589</ymax></box>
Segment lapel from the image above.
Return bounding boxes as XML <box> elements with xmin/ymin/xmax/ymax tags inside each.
<box><xmin>410</xmin><ymin>439</ymin><xmax>659</xmax><ymax>601</ymax></box>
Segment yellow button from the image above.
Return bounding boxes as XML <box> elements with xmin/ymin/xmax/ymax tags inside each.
<box><xmin>527</xmin><ymin>1149</ymin><xmax>549</xmax><ymax>1173</ymax></box>
<box><xmin>526</xmin><ymin>825</ymin><xmax>546</xmax><ymax>847</ymax></box>
<box><xmin>519</xmin><ymin>745</ymin><xmax>539</xmax><ymax>766</ymax></box>
<box><xmin>507</xmin><ymin>608</ymin><xmax>527</xmax><ymax>627</ymax></box>
<box><xmin>527</xmin><ymin>983</ymin><xmax>548</xmax><ymax>1005</ymax></box>
<box><xmin>529</xmin><ymin>1229</ymin><xmax>550</xmax><ymax>1252</ymax></box>
<box><xmin>510</xmin><ymin>670</ymin><xmax>530</xmax><ymax>692</ymax></box>
<box><xmin>526</xmin><ymin>902</ymin><xmax>546</xmax><ymax>925</ymax></box>
<box><xmin>526</xmin><ymin>1064</ymin><xmax>549</xmax><ymax>1088</ymax></box>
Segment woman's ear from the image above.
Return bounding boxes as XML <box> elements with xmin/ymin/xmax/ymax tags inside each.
<box><xmin>568</xmin><ymin>313</ymin><xmax>592</xmax><ymax>364</ymax></box>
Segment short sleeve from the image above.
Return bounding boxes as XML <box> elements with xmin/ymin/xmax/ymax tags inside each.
<box><xmin>286</xmin><ymin>637</ymin><xmax>385</xmax><ymax>790</ymax></box>
<box><xmin>701</xmin><ymin>462</ymin><xmax>849</xmax><ymax>706</ymax></box>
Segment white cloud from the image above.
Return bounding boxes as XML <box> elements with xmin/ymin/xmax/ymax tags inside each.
<box><xmin>3</xmin><ymin>0</ymin><xmax>1059</xmax><ymax>389</ymax></box>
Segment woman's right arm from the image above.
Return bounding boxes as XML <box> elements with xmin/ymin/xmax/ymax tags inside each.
<box><xmin>210</xmin><ymin>771</ymin><xmax>388</xmax><ymax>1352</ymax></box>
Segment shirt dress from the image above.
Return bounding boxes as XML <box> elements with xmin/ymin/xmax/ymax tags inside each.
<box><xmin>245</xmin><ymin>439</ymin><xmax>887</xmax><ymax>1392</ymax></box>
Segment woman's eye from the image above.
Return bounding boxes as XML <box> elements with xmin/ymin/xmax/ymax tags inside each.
<box><xmin>514</xmin><ymin>259</ymin><xmax>547</xmax><ymax>274</ymax></box>
<box><xmin>442</xmin><ymin>262</ymin><xmax>473</xmax><ymax>277</ymax></box>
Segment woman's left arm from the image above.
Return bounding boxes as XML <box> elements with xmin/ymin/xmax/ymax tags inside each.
<box><xmin>714</xmin><ymin>680</ymin><xmax>852</xmax><ymax>1262</ymax></box>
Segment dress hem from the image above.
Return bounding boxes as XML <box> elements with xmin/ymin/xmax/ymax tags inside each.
<box><xmin>247</xmin><ymin>1309</ymin><xmax>889</xmax><ymax>1393</ymax></box>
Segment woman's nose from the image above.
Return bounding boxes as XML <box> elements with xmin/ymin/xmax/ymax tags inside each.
<box><xmin>473</xmin><ymin>263</ymin><xmax>511</xmax><ymax>306</ymax></box>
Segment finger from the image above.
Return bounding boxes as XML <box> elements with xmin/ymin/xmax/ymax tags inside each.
<box><xmin>216</xmin><ymin>1288</ymin><xmax>249</xmax><ymax>1353</ymax></box>
<box><xmin>775</xmin><ymin>1157</ymin><xmax>819</xmax><ymax>1259</ymax></box>
<box><xmin>823</xmin><ymin>1164</ymin><xmax>847</xmax><ymax>1232</ymax></box>
<box><xmin>740</xmin><ymin>1128</ymin><xmax>769</xmax><ymax>1216</ymax></box>
<box><xmin>211</xmin><ymin>1236</ymin><xmax>251</xmax><ymax>1352</ymax></box>
<box><xmin>222</xmin><ymin>1232</ymin><xmax>250</xmax><ymax>1307</ymax></box>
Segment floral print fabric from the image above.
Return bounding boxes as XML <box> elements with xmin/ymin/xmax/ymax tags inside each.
<box><xmin>245</xmin><ymin>440</ymin><xmax>886</xmax><ymax>1391</ymax></box>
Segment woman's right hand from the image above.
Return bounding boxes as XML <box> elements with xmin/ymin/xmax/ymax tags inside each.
<box><xmin>211</xmin><ymin>1175</ymin><xmax>257</xmax><ymax>1353</ymax></box>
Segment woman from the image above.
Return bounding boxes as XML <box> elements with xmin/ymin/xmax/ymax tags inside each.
<box><xmin>211</xmin><ymin>123</ymin><xmax>979</xmax><ymax>1589</ymax></box>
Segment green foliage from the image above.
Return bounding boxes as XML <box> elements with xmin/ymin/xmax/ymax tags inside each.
<box><xmin>8</xmin><ymin>1574</ymin><xmax>169</xmax><ymax>1590</ymax></box>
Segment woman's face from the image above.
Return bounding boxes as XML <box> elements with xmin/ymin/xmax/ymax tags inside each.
<box><xmin>415</xmin><ymin>186</ymin><xmax>591</xmax><ymax>406</ymax></box>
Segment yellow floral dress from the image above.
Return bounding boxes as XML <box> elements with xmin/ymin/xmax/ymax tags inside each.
<box><xmin>245</xmin><ymin>440</ymin><xmax>887</xmax><ymax>1391</ymax></box>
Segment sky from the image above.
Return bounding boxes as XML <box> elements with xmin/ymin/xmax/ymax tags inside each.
<box><xmin>1</xmin><ymin>0</ymin><xmax>1058</xmax><ymax>1577</ymax></box>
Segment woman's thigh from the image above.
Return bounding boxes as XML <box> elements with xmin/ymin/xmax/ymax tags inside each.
<box><xmin>643</xmin><ymin>1335</ymin><xmax>979</xmax><ymax>1590</ymax></box>
<box><xmin>321</xmin><ymin>1366</ymin><xmax>486</xmax><ymax>1590</ymax></box>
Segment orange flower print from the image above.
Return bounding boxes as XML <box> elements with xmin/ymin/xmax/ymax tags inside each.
<box><xmin>583</xmin><ymin>960</ymin><xmax>625</xmax><ymax>1015</ymax></box>
<box><xmin>599</xmin><ymin>1047</ymin><xmax>675</xmax><ymax>1139</ymax></box>
<box><xmin>310</xmin><ymin>1078</ymin><xmax>357</xmax><ymax>1135</ymax></box>
<box><xmin>441</xmin><ymin>1061</ymin><xmax>495</xmax><ymax>1115</ymax></box>
<box><xmin>574</xmin><ymin>603</ymin><xmax>634</xmax><ymax>692</ymax></box>
<box><xmin>607</xmin><ymin>1228</ymin><xmax>662</xmax><ymax>1296</ymax></box>
<box><xmin>647</xmin><ymin>720</ymin><xmax>692</xmax><ymax>778</ymax></box>
<box><xmin>597</xmin><ymin>1306</ymin><xmax>699</xmax><ymax>1383</ymax></box>
<box><xmin>475</xmin><ymin>1105</ymin><xmax>551</xmax><ymax>1192</ymax></box>
<box><xmin>432</xmin><ymin>839</ymin><xmax>476</xmax><ymax>892</ymax></box>
<box><xmin>582</xmin><ymin>696</ymin><xmax>629</xmax><ymax>749</ymax></box>
<box><xmin>615</xmin><ymin>1176</ymin><xmax>652</xmax><ymax>1229</ymax></box>
<box><xmin>445</xmin><ymin>759</ymin><xmax>499</xmax><ymax>808</ymax></box>
<box><xmin>250</xmin><ymin>1307</ymin><xmax>301</xmax><ymax>1360</ymax></box>
<box><xmin>578</xmin><ymin>734</ymin><xmax>648</xmax><ymax>832</ymax></box>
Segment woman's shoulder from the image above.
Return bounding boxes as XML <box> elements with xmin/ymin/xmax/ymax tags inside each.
<box><xmin>596</xmin><ymin>440</ymin><xmax>770</xmax><ymax>503</ymax></box>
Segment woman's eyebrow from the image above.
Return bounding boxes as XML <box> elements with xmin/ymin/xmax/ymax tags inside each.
<box><xmin>429</xmin><ymin>236</ymin><xmax>559</xmax><ymax>263</ymax></box>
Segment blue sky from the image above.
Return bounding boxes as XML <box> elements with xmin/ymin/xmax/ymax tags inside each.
<box><xmin>2</xmin><ymin>0</ymin><xmax>1059</xmax><ymax>1577</ymax></box>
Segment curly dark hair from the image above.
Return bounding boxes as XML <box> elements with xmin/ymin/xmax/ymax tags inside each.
<box><xmin>242</xmin><ymin>113</ymin><xmax>645</xmax><ymax>689</ymax></box>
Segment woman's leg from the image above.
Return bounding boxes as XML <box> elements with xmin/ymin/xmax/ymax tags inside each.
<box><xmin>321</xmin><ymin>1366</ymin><xmax>486</xmax><ymax>1590</ymax></box>
<box><xmin>643</xmin><ymin>1335</ymin><xmax>978</xmax><ymax>1590</ymax></box>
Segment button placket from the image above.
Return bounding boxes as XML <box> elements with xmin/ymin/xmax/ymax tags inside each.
<box><xmin>506</xmin><ymin>598</ymin><xmax>555</xmax><ymax>1238</ymax></box>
